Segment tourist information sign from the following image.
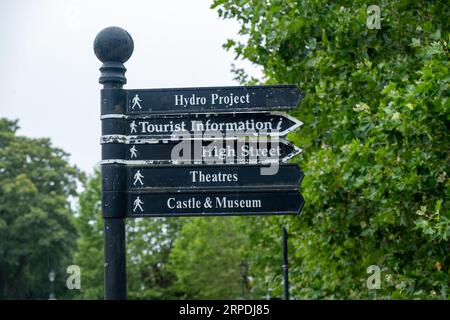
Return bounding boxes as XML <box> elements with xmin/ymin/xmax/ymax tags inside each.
<box><xmin>101</xmin><ymin>112</ymin><xmax>303</xmax><ymax>141</ymax></box>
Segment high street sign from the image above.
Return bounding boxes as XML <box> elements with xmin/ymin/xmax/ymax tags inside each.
<box><xmin>101</xmin><ymin>139</ymin><xmax>302</xmax><ymax>165</ymax></box>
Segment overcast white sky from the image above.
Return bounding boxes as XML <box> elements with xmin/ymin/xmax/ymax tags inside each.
<box><xmin>0</xmin><ymin>0</ymin><xmax>263</xmax><ymax>174</ymax></box>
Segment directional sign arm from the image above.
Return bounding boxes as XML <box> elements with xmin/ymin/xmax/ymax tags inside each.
<box><xmin>125</xmin><ymin>85</ymin><xmax>302</xmax><ymax>115</ymax></box>
<box><xmin>126</xmin><ymin>190</ymin><xmax>304</xmax><ymax>217</ymax></box>
<box><xmin>100</xmin><ymin>112</ymin><xmax>304</xmax><ymax>142</ymax></box>
<box><xmin>125</xmin><ymin>164</ymin><xmax>304</xmax><ymax>191</ymax></box>
<box><xmin>101</xmin><ymin>139</ymin><xmax>302</xmax><ymax>165</ymax></box>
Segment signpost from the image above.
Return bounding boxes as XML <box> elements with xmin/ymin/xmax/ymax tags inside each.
<box><xmin>94</xmin><ymin>26</ymin><xmax>305</xmax><ymax>300</ymax></box>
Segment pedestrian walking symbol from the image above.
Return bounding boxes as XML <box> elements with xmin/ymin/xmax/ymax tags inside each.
<box><xmin>133</xmin><ymin>170</ymin><xmax>144</xmax><ymax>186</ymax></box>
<box><xmin>131</xmin><ymin>94</ymin><xmax>142</xmax><ymax>110</ymax></box>
<box><xmin>133</xmin><ymin>196</ymin><xmax>144</xmax><ymax>212</ymax></box>
<box><xmin>130</xmin><ymin>121</ymin><xmax>137</xmax><ymax>133</ymax></box>
<box><xmin>130</xmin><ymin>145</ymin><xmax>138</xmax><ymax>158</ymax></box>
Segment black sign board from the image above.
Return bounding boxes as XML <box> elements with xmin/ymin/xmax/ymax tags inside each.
<box><xmin>125</xmin><ymin>85</ymin><xmax>301</xmax><ymax>115</ymax></box>
<box><xmin>101</xmin><ymin>112</ymin><xmax>303</xmax><ymax>141</ymax></box>
<box><xmin>95</xmin><ymin>26</ymin><xmax>305</xmax><ymax>301</ymax></box>
<box><xmin>101</xmin><ymin>139</ymin><xmax>301</xmax><ymax>164</ymax></box>
<box><xmin>127</xmin><ymin>190</ymin><xmax>304</xmax><ymax>217</ymax></box>
<box><xmin>126</xmin><ymin>164</ymin><xmax>303</xmax><ymax>190</ymax></box>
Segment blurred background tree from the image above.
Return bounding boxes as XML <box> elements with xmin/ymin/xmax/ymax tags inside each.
<box><xmin>0</xmin><ymin>118</ymin><xmax>80</xmax><ymax>299</ymax></box>
<box><xmin>168</xmin><ymin>216</ymin><xmax>250</xmax><ymax>299</ymax></box>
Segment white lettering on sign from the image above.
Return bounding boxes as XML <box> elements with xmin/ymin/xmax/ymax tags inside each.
<box><xmin>201</xmin><ymin>145</ymin><xmax>236</xmax><ymax>160</ymax></box>
<box><xmin>215</xmin><ymin>197</ymin><xmax>261</xmax><ymax>209</ymax></box>
<box><xmin>165</xmin><ymin>196</ymin><xmax>262</xmax><ymax>210</ymax></box>
<box><xmin>138</xmin><ymin>121</ymin><xmax>186</xmax><ymax>133</ymax></box>
<box><xmin>241</xmin><ymin>145</ymin><xmax>281</xmax><ymax>157</ymax></box>
<box><xmin>190</xmin><ymin>119</ymin><xmax>273</xmax><ymax>132</ymax></box>
<box><xmin>211</xmin><ymin>93</ymin><xmax>250</xmax><ymax>106</ymax></box>
<box><xmin>189</xmin><ymin>170</ymin><xmax>238</xmax><ymax>183</ymax></box>
<box><xmin>200</xmin><ymin>145</ymin><xmax>281</xmax><ymax>160</ymax></box>
<box><xmin>130</xmin><ymin>119</ymin><xmax>274</xmax><ymax>135</ymax></box>
<box><xmin>167</xmin><ymin>197</ymin><xmax>202</xmax><ymax>209</ymax></box>
<box><xmin>174</xmin><ymin>93</ymin><xmax>251</xmax><ymax>108</ymax></box>
<box><xmin>174</xmin><ymin>94</ymin><xmax>207</xmax><ymax>108</ymax></box>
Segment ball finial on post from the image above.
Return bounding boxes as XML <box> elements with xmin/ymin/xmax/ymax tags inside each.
<box><xmin>94</xmin><ymin>26</ymin><xmax>134</xmax><ymax>85</ymax></box>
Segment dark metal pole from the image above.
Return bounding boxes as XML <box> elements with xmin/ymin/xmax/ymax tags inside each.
<box><xmin>282</xmin><ymin>225</ymin><xmax>289</xmax><ymax>300</ymax></box>
<box><xmin>103</xmin><ymin>218</ymin><xmax>126</xmax><ymax>299</ymax></box>
<box><xmin>94</xmin><ymin>26</ymin><xmax>134</xmax><ymax>300</ymax></box>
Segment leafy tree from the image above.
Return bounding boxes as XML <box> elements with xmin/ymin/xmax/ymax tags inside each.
<box><xmin>74</xmin><ymin>169</ymin><xmax>183</xmax><ymax>299</ymax></box>
<box><xmin>169</xmin><ymin>217</ymin><xmax>252</xmax><ymax>299</ymax></box>
<box><xmin>212</xmin><ymin>0</ymin><xmax>449</xmax><ymax>299</ymax></box>
<box><xmin>73</xmin><ymin>169</ymin><xmax>103</xmax><ymax>299</ymax></box>
<box><xmin>127</xmin><ymin>216</ymin><xmax>183</xmax><ymax>299</ymax></box>
<box><xmin>0</xmin><ymin>118</ymin><xmax>80</xmax><ymax>299</ymax></box>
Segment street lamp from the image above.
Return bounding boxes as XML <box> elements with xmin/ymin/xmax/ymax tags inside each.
<box><xmin>48</xmin><ymin>270</ymin><xmax>56</xmax><ymax>300</ymax></box>
<box><xmin>239</xmin><ymin>261</ymin><xmax>248</xmax><ymax>299</ymax></box>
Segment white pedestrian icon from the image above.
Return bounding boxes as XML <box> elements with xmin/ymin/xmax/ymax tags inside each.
<box><xmin>133</xmin><ymin>196</ymin><xmax>144</xmax><ymax>212</ymax></box>
<box><xmin>131</xmin><ymin>94</ymin><xmax>142</xmax><ymax>109</ymax></box>
<box><xmin>130</xmin><ymin>145</ymin><xmax>138</xmax><ymax>158</ymax></box>
<box><xmin>133</xmin><ymin>170</ymin><xmax>144</xmax><ymax>186</ymax></box>
<box><xmin>130</xmin><ymin>121</ymin><xmax>138</xmax><ymax>133</ymax></box>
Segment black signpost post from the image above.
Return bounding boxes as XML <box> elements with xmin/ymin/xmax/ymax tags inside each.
<box><xmin>282</xmin><ymin>226</ymin><xmax>289</xmax><ymax>300</ymax></box>
<box><xmin>94</xmin><ymin>26</ymin><xmax>305</xmax><ymax>300</ymax></box>
<box><xmin>94</xmin><ymin>26</ymin><xmax>133</xmax><ymax>300</ymax></box>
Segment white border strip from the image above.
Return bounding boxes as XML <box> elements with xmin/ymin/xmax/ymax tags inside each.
<box><xmin>100</xmin><ymin>111</ymin><xmax>304</xmax><ymax>120</ymax></box>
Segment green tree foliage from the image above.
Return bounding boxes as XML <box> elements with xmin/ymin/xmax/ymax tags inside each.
<box><xmin>73</xmin><ymin>169</ymin><xmax>103</xmax><ymax>299</ymax></box>
<box><xmin>0</xmin><ymin>118</ymin><xmax>80</xmax><ymax>299</ymax></box>
<box><xmin>169</xmin><ymin>217</ymin><xmax>250</xmax><ymax>299</ymax></box>
<box><xmin>212</xmin><ymin>0</ymin><xmax>450</xmax><ymax>299</ymax></box>
<box><xmin>127</xmin><ymin>216</ymin><xmax>183</xmax><ymax>299</ymax></box>
<box><xmin>74</xmin><ymin>169</ymin><xmax>183</xmax><ymax>299</ymax></box>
